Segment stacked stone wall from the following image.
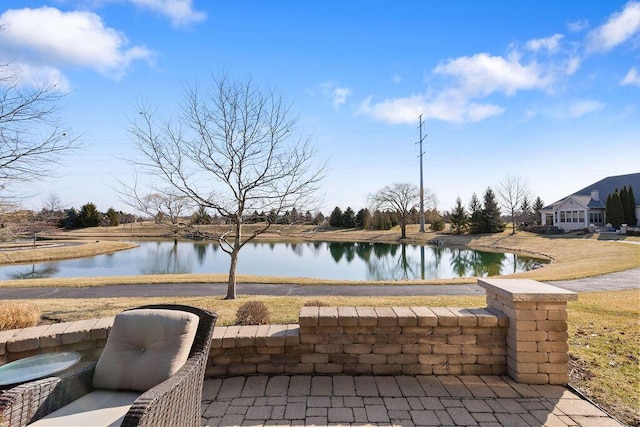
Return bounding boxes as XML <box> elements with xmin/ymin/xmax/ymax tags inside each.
<box><xmin>1</xmin><ymin>279</ymin><xmax>576</xmax><ymax>386</ymax></box>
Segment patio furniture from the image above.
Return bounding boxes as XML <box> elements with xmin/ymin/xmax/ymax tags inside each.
<box><xmin>0</xmin><ymin>352</ymin><xmax>81</xmax><ymax>388</ymax></box>
<box><xmin>0</xmin><ymin>304</ymin><xmax>217</xmax><ymax>427</ymax></box>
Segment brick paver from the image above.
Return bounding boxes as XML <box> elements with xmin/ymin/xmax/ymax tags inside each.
<box><xmin>200</xmin><ymin>375</ymin><xmax>624</xmax><ymax>426</ymax></box>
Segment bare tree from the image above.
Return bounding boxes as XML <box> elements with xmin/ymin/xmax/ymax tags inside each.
<box><xmin>370</xmin><ymin>183</ymin><xmax>436</xmax><ymax>239</ymax></box>
<box><xmin>0</xmin><ymin>57</ymin><xmax>80</xmax><ymax>198</ymax></box>
<box><xmin>127</xmin><ymin>73</ymin><xmax>324</xmax><ymax>299</ymax></box>
<box><xmin>496</xmin><ymin>175</ymin><xmax>531</xmax><ymax>234</ymax></box>
<box><xmin>43</xmin><ymin>191</ymin><xmax>66</xmax><ymax>213</ymax></box>
<box><xmin>118</xmin><ymin>177</ymin><xmax>195</xmax><ymax>238</ymax></box>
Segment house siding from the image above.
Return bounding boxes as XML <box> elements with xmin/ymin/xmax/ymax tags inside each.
<box><xmin>554</xmin><ymin>197</ymin><xmax>589</xmax><ymax>231</ymax></box>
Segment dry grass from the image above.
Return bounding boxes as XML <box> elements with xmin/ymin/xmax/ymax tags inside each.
<box><xmin>567</xmin><ymin>289</ymin><xmax>640</xmax><ymax>426</ymax></box>
<box><xmin>27</xmin><ymin>294</ymin><xmax>487</xmax><ymax>326</ymax></box>
<box><xmin>0</xmin><ymin>302</ymin><xmax>41</xmax><ymax>330</ymax></box>
<box><xmin>0</xmin><ymin>240</ymin><xmax>136</xmax><ymax>265</ymax></box>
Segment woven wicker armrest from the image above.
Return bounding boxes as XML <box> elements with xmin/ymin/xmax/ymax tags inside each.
<box><xmin>122</xmin><ymin>350</ymin><xmax>207</xmax><ymax>427</ymax></box>
<box><xmin>0</xmin><ymin>362</ymin><xmax>96</xmax><ymax>427</ymax></box>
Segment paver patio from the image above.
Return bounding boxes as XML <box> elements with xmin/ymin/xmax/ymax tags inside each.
<box><xmin>200</xmin><ymin>374</ymin><xmax>622</xmax><ymax>426</ymax></box>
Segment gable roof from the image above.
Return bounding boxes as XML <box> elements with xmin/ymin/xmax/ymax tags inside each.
<box><xmin>543</xmin><ymin>172</ymin><xmax>640</xmax><ymax>210</ymax></box>
<box><xmin>571</xmin><ymin>173</ymin><xmax>640</xmax><ymax>200</ymax></box>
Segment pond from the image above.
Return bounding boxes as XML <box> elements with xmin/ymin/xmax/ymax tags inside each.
<box><xmin>0</xmin><ymin>240</ymin><xmax>546</xmax><ymax>281</ymax></box>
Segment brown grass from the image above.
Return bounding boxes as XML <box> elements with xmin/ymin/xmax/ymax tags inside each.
<box><xmin>0</xmin><ymin>240</ymin><xmax>136</xmax><ymax>265</ymax></box>
<box><xmin>568</xmin><ymin>290</ymin><xmax>640</xmax><ymax>426</ymax></box>
<box><xmin>0</xmin><ymin>302</ymin><xmax>41</xmax><ymax>330</ymax></box>
<box><xmin>27</xmin><ymin>295</ymin><xmax>487</xmax><ymax>326</ymax></box>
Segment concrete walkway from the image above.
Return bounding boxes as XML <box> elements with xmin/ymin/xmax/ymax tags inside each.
<box><xmin>200</xmin><ymin>374</ymin><xmax>623</xmax><ymax>426</ymax></box>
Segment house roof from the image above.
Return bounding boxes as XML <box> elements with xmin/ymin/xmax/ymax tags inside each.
<box><xmin>543</xmin><ymin>172</ymin><xmax>640</xmax><ymax>210</ymax></box>
<box><xmin>571</xmin><ymin>172</ymin><xmax>640</xmax><ymax>199</ymax></box>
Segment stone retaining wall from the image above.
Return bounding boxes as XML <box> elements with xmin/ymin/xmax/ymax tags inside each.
<box><xmin>207</xmin><ymin>307</ymin><xmax>508</xmax><ymax>378</ymax></box>
<box><xmin>0</xmin><ymin>279</ymin><xmax>577</xmax><ymax>386</ymax></box>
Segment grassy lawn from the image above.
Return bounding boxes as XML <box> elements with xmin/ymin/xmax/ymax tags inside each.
<box><xmin>0</xmin><ymin>226</ymin><xmax>639</xmax><ymax>424</ymax></box>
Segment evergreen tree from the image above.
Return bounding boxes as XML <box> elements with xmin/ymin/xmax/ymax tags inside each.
<box><xmin>430</xmin><ymin>218</ymin><xmax>445</xmax><ymax>232</ymax></box>
<box><xmin>355</xmin><ymin>208</ymin><xmax>370</xmax><ymax>229</ymax></box>
<box><xmin>329</xmin><ymin>206</ymin><xmax>343</xmax><ymax>227</ymax></box>
<box><xmin>449</xmin><ymin>197</ymin><xmax>468</xmax><ymax>234</ymax></box>
<box><xmin>62</xmin><ymin>208</ymin><xmax>79</xmax><ymax>229</ymax></box>
<box><xmin>468</xmin><ymin>193</ymin><xmax>485</xmax><ymax>234</ymax></box>
<box><xmin>304</xmin><ymin>211</ymin><xmax>313</xmax><ymax>224</ymax></box>
<box><xmin>106</xmin><ymin>207</ymin><xmax>120</xmax><ymax>226</ymax></box>
<box><xmin>313</xmin><ymin>211</ymin><xmax>325</xmax><ymax>225</ymax></box>
<box><xmin>191</xmin><ymin>205</ymin><xmax>212</xmax><ymax>225</ymax></box>
<box><xmin>482</xmin><ymin>187</ymin><xmax>504</xmax><ymax>233</ymax></box>
<box><xmin>606</xmin><ymin>190</ymin><xmax>625</xmax><ymax>228</ymax></box>
<box><xmin>78</xmin><ymin>202</ymin><xmax>102</xmax><ymax>227</ymax></box>
<box><xmin>290</xmin><ymin>207</ymin><xmax>300</xmax><ymax>224</ymax></box>
<box><xmin>620</xmin><ymin>187</ymin><xmax>630</xmax><ymax>224</ymax></box>
<box><xmin>519</xmin><ymin>195</ymin><xmax>533</xmax><ymax>225</ymax></box>
<box><xmin>628</xmin><ymin>187</ymin><xmax>638</xmax><ymax>226</ymax></box>
<box><xmin>342</xmin><ymin>207</ymin><xmax>356</xmax><ymax>228</ymax></box>
<box><xmin>533</xmin><ymin>196</ymin><xmax>544</xmax><ymax>225</ymax></box>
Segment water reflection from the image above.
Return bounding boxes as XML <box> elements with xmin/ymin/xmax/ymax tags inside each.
<box><xmin>0</xmin><ymin>241</ymin><xmax>546</xmax><ymax>281</ymax></box>
<box><xmin>7</xmin><ymin>264</ymin><xmax>60</xmax><ymax>280</ymax></box>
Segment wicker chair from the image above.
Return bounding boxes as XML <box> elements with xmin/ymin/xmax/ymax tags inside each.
<box><xmin>0</xmin><ymin>304</ymin><xmax>217</xmax><ymax>427</ymax></box>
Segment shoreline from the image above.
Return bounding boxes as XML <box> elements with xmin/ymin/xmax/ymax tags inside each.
<box><xmin>0</xmin><ymin>226</ymin><xmax>637</xmax><ymax>287</ymax></box>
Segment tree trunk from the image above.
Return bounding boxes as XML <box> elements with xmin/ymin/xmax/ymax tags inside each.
<box><xmin>226</xmin><ymin>249</ymin><xmax>238</xmax><ymax>299</ymax></box>
<box><xmin>400</xmin><ymin>223</ymin><xmax>407</xmax><ymax>239</ymax></box>
<box><xmin>226</xmin><ymin>218</ymin><xmax>242</xmax><ymax>300</ymax></box>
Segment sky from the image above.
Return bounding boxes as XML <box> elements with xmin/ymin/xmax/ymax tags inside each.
<box><xmin>1</xmin><ymin>0</ymin><xmax>639</xmax><ymax>217</ymax></box>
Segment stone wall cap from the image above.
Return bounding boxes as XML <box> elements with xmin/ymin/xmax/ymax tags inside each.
<box><xmin>477</xmin><ymin>279</ymin><xmax>578</xmax><ymax>301</ymax></box>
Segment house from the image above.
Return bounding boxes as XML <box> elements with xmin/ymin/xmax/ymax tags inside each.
<box><xmin>540</xmin><ymin>173</ymin><xmax>640</xmax><ymax>232</ymax></box>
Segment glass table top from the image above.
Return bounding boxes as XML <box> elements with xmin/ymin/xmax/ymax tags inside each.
<box><xmin>0</xmin><ymin>351</ymin><xmax>81</xmax><ymax>386</ymax></box>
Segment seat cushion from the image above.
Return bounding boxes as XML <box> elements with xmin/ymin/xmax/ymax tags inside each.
<box><xmin>28</xmin><ymin>390</ymin><xmax>141</xmax><ymax>426</ymax></box>
<box><xmin>93</xmin><ymin>309</ymin><xmax>199</xmax><ymax>391</ymax></box>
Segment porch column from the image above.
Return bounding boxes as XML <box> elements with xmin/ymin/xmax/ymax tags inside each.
<box><xmin>478</xmin><ymin>279</ymin><xmax>578</xmax><ymax>385</ymax></box>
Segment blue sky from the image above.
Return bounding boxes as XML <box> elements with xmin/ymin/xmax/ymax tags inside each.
<box><xmin>1</xmin><ymin>0</ymin><xmax>639</xmax><ymax>216</ymax></box>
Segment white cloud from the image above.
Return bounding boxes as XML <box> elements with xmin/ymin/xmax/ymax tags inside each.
<box><xmin>433</xmin><ymin>52</ymin><xmax>553</xmax><ymax>96</ymax></box>
<box><xmin>621</xmin><ymin>67</ymin><xmax>640</xmax><ymax>86</ymax></box>
<box><xmin>567</xmin><ymin>19</ymin><xmax>589</xmax><ymax>33</ymax></box>
<box><xmin>0</xmin><ymin>60</ymin><xmax>70</xmax><ymax>92</ymax></box>
<box><xmin>526</xmin><ymin>34</ymin><xmax>564</xmax><ymax>53</ymax></box>
<box><xmin>357</xmin><ymin>91</ymin><xmax>504</xmax><ymax>124</ymax></box>
<box><xmin>128</xmin><ymin>0</ymin><xmax>206</xmax><ymax>27</ymax></box>
<box><xmin>321</xmin><ymin>82</ymin><xmax>352</xmax><ymax>109</ymax></box>
<box><xmin>564</xmin><ymin>56</ymin><xmax>581</xmax><ymax>75</ymax></box>
<box><xmin>523</xmin><ymin>100</ymin><xmax>605</xmax><ymax>120</ymax></box>
<box><xmin>567</xmin><ymin>100</ymin><xmax>605</xmax><ymax>117</ymax></box>
<box><xmin>357</xmin><ymin>50</ymin><xmax>560</xmax><ymax>125</ymax></box>
<box><xmin>586</xmin><ymin>1</ymin><xmax>640</xmax><ymax>52</ymax></box>
<box><xmin>0</xmin><ymin>7</ymin><xmax>153</xmax><ymax>80</ymax></box>
<box><xmin>357</xmin><ymin>21</ymin><xmax>590</xmax><ymax>125</ymax></box>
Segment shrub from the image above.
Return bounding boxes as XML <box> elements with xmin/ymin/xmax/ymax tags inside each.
<box><xmin>0</xmin><ymin>302</ymin><xmax>41</xmax><ymax>331</ymax></box>
<box><xmin>303</xmin><ymin>300</ymin><xmax>328</xmax><ymax>307</ymax></box>
<box><xmin>235</xmin><ymin>301</ymin><xmax>270</xmax><ymax>325</ymax></box>
<box><xmin>430</xmin><ymin>218</ymin><xmax>446</xmax><ymax>232</ymax></box>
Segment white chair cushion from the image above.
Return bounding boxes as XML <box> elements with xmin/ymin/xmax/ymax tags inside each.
<box><xmin>28</xmin><ymin>390</ymin><xmax>141</xmax><ymax>426</ymax></box>
<box><xmin>92</xmin><ymin>309</ymin><xmax>199</xmax><ymax>391</ymax></box>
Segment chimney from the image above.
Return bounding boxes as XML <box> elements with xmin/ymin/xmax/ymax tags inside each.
<box><xmin>591</xmin><ymin>190</ymin><xmax>599</xmax><ymax>201</ymax></box>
